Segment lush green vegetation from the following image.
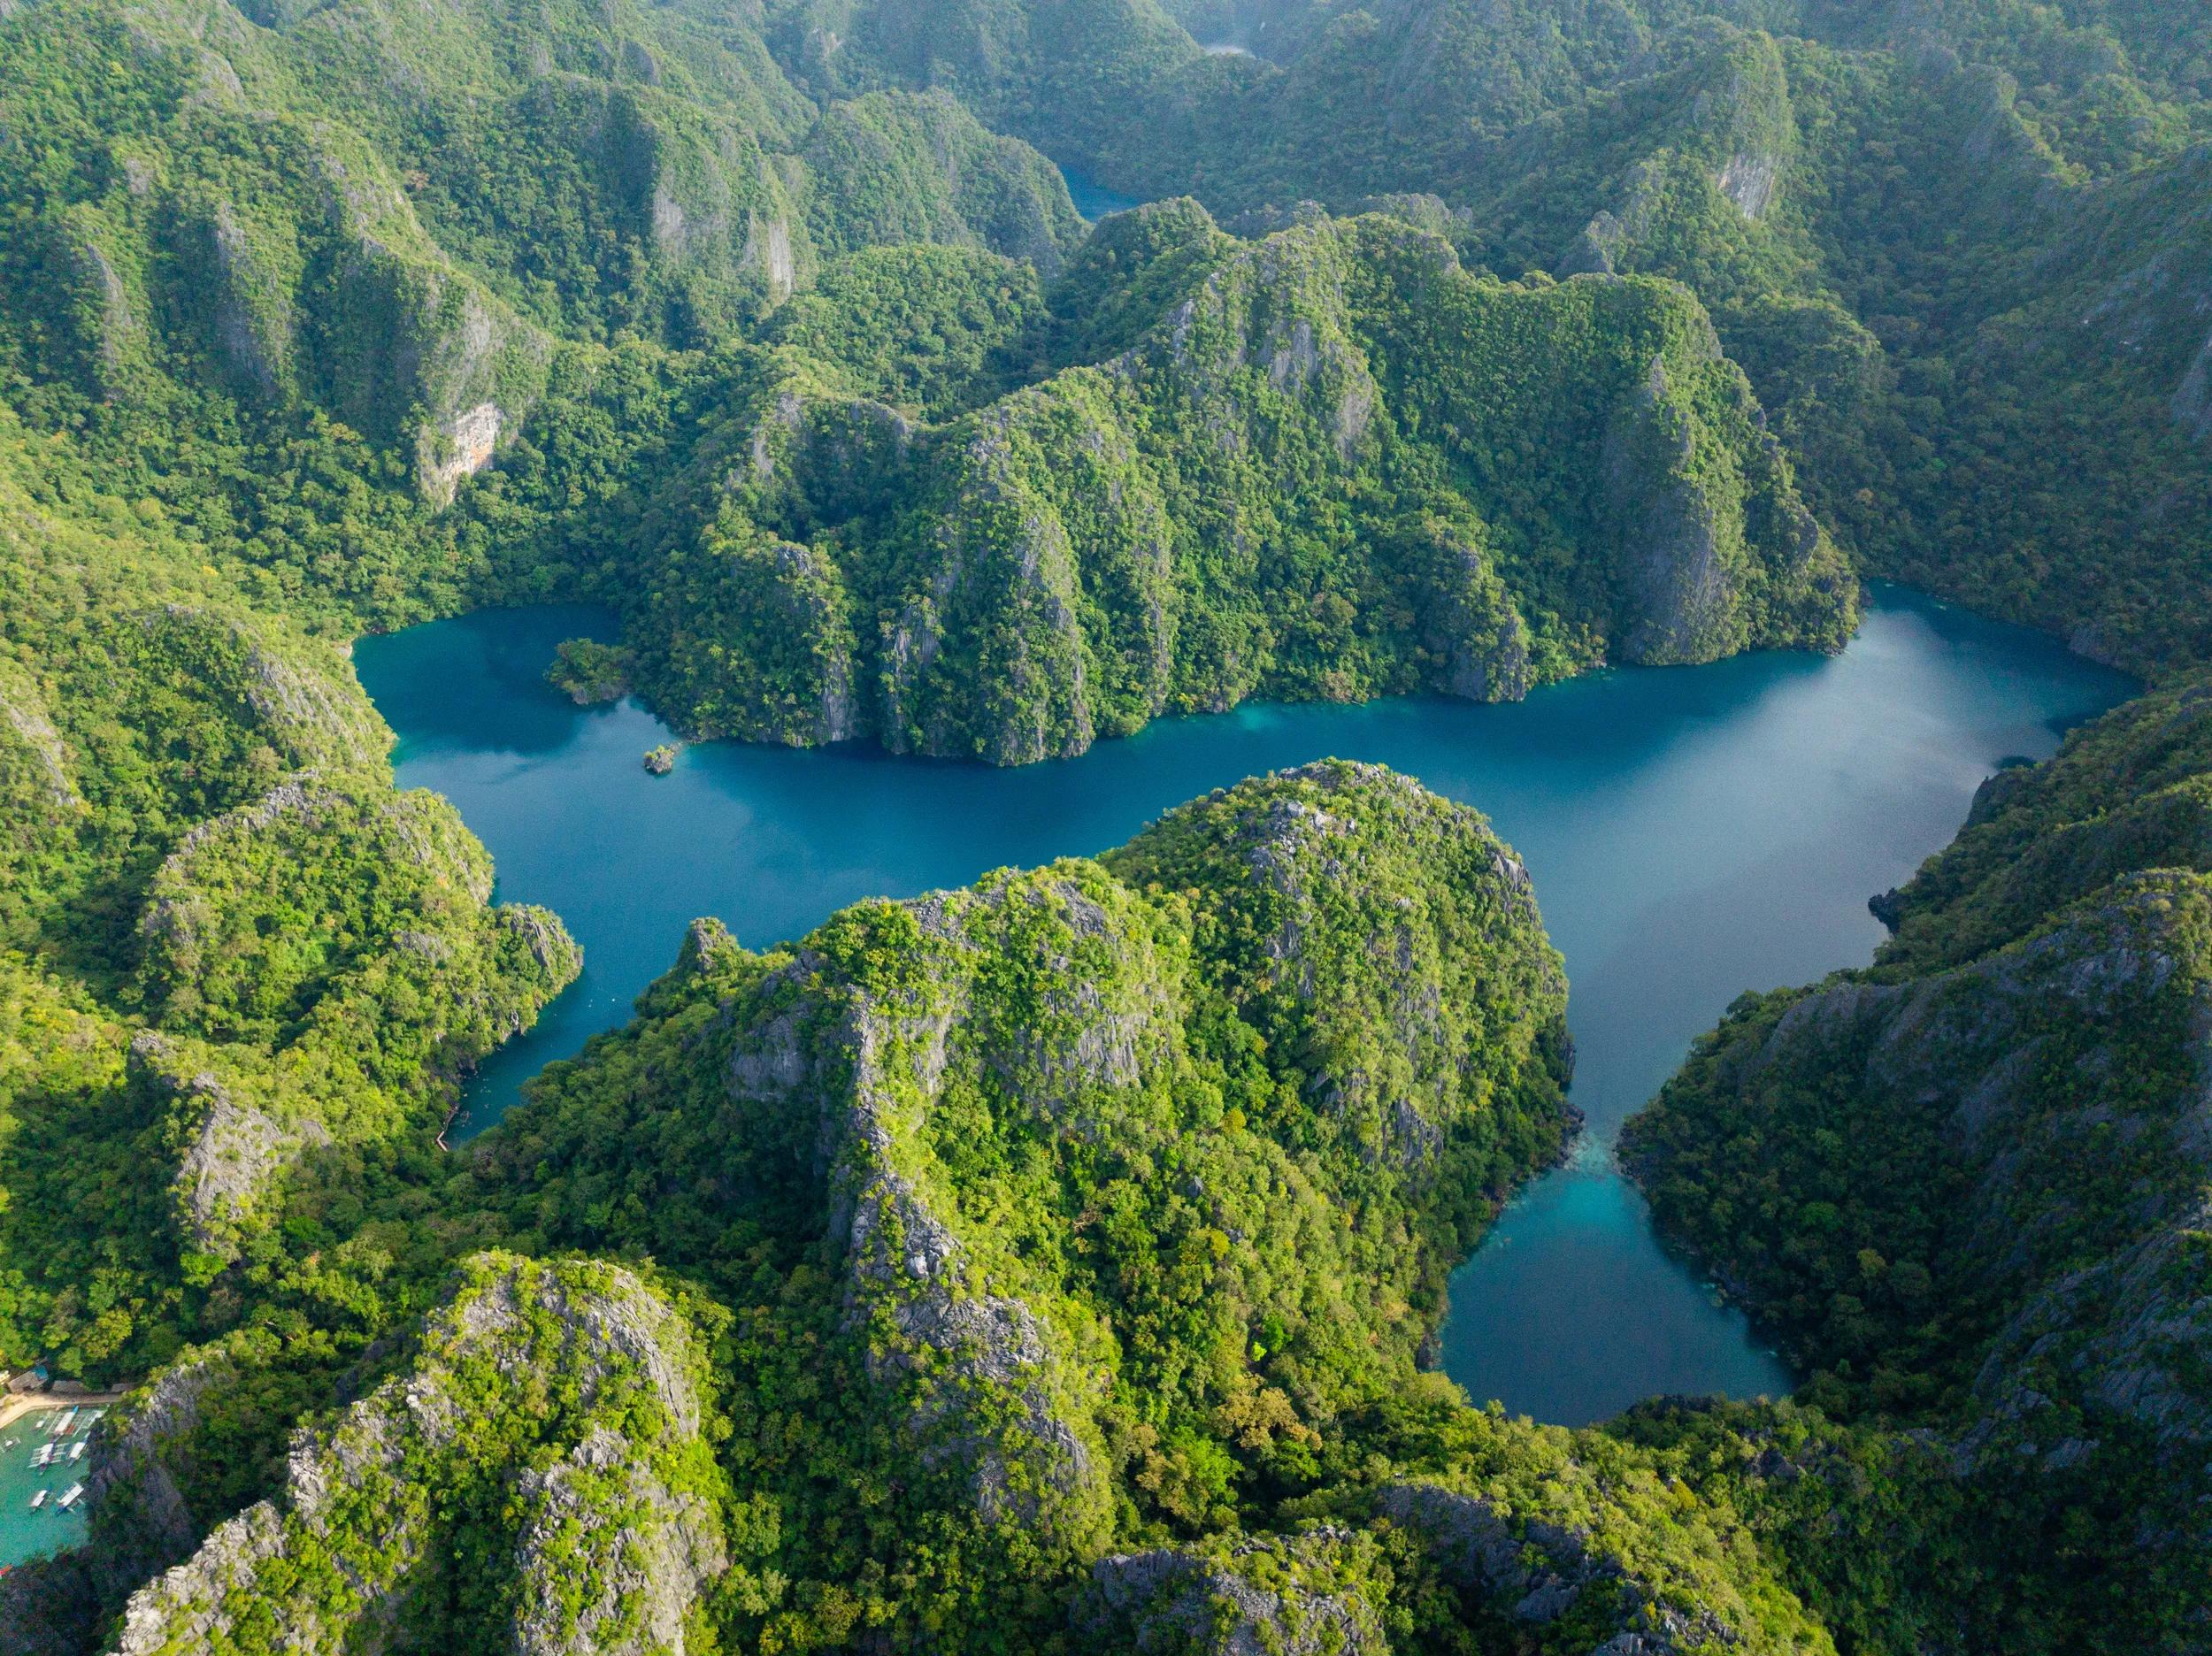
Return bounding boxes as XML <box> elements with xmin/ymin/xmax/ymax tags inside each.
<box><xmin>0</xmin><ymin>398</ymin><xmax>578</xmax><ymax>1389</ymax></box>
<box><xmin>0</xmin><ymin>0</ymin><xmax>1858</xmax><ymax>780</ymax></box>
<box><xmin>454</xmin><ymin>763</ymin><xmax>1582</xmax><ymax>1647</ymax></box>
<box><xmin>1622</xmin><ymin>677</ymin><xmax>2212</xmax><ymax>1652</ymax></box>
<box><xmin>812</xmin><ymin>0</ymin><xmax>2212</xmax><ymax>678</ymax></box>
<box><xmin>631</xmin><ymin>206</ymin><xmax>1850</xmax><ymax>760</ymax></box>
<box><xmin>0</xmin><ymin>0</ymin><xmax>2208</xmax><ymax>1649</ymax></box>
<box><xmin>546</xmin><ymin>638</ymin><xmax>635</xmax><ymax>704</ymax></box>
<box><xmin>82</xmin><ymin>767</ymin><xmax>1854</xmax><ymax>1655</ymax></box>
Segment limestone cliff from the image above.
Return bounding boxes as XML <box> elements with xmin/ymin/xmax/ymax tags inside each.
<box><xmin>636</xmin><ymin>209</ymin><xmax>1853</xmax><ymax>762</ymax></box>
<box><xmin>108</xmin><ymin>1255</ymin><xmax>728</xmax><ymax>1656</ymax></box>
<box><xmin>1086</xmin><ymin>1529</ymin><xmax>1388</xmax><ymax>1654</ymax></box>
<box><xmin>479</xmin><ymin>764</ymin><xmax>1575</xmax><ymax>1637</ymax></box>
<box><xmin>1624</xmin><ymin>676</ymin><xmax>2212</xmax><ymax>1648</ymax></box>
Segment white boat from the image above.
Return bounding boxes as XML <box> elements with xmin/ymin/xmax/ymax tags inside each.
<box><xmin>69</xmin><ymin>1440</ymin><xmax>87</xmax><ymax>1460</ymax></box>
<box><xmin>27</xmin><ymin>1490</ymin><xmax>45</xmax><ymax>1510</ymax></box>
<box><xmin>31</xmin><ymin>1445</ymin><xmax>50</xmax><ymax>1468</ymax></box>
<box><xmin>56</xmin><ymin>1484</ymin><xmax>82</xmax><ymax>1509</ymax></box>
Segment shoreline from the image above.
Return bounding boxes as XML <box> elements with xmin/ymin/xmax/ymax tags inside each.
<box><xmin>0</xmin><ymin>1392</ymin><xmax>127</xmax><ymax>1435</ymax></box>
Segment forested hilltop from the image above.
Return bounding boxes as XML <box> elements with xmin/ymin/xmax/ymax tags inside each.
<box><xmin>1624</xmin><ymin>677</ymin><xmax>2212</xmax><ymax>1654</ymax></box>
<box><xmin>0</xmin><ymin>770</ymin><xmax>1971</xmax><ymax>1655</ymax></box>
<box><xmin>799</xmin><ymin>0</ymin><xmax>2212</xmax><ymax>676</ymax></box>
<box><xmin>0</xmin><ymin>0</ymin><xmax>1856</xmax><ymax>764</ymax></box>
<box><xmin>0</xmin><ymin>0</ymin><xmax>2208</xmax><ymax>1651</ymax></box>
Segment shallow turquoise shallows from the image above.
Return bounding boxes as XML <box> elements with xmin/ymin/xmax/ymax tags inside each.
<box><xmin>0</xmin><ymin>1408</ymin><xmax>103</xmax><ymax>1568</ymax></box>
<box><xmin>354</xmin><ymin>586</ymin><xmax>2131</xmax><ymax>1427</ymax></box>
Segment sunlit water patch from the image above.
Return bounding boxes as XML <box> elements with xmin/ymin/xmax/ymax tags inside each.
<box><xmin>0</xmin><ymin>1407</ymin><xmax>103</xmax><ymax>1568</ymax></box>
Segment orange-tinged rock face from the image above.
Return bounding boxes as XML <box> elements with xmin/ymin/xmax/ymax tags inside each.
<box><xmin>424</xmin><ymin>401</ymin><xmax>503</xmax><ymax>502</ymax></box>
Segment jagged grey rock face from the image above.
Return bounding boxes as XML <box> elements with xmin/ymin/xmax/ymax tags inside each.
<box><xmin>1606</xmin><ymin>356</ymin><xmax>1735</xmax><ymax>666</ymax></box>
<box><xmin>0</xmin><ymin>666</ymin><xmax>83</xmax><ymax>814</ymax></box>
<box><xmin>498</xmin><ymin>903</ymin><xmax>580</xmax><ymax>978</ymax></box>
<box><xmin>720</xmin><ymin>878</ymin><xmax>1142</xmax><ymax>1541</ymax></box>
<box><xmin>321</xmin><ymin>235</ymin><xmax>549</xmax><ymax>506</ymax></box>
<box><xmin>2172</xmin><ymin>328</ymin><xmax>2212</xmax><ymax>440</ymax></box>
<box><xmin>882</xmin><ymin>406</ymin><xmax>1097</xmax><ymax>765</ymax></box>
<box><xmin>61</xmin><ymin>225</ymin><xmax>140</xmax><ymax>395</ymax></box>
<box><xmin>1966</xmin><ymin>1185</ymin><xmax>2212</xmax><ymax>1475</ymax></box>
<box><xmin>1087</xmin><ymin>1530</ymin><xmax>1386</xmax><ymax>1656</ymax></box>
<box><xmin>499</xmin><ymin>760</ymin><xmax>1519</xmax><ymax>1491</ymax></box>
<box><xmin>1561</xmin><ymin>158</ymin><xmax>1667</xmax><ymax>279</ymax></box>
<box><xmin>511</xmin><ymin>1427</ymin><xmax>727</xmax><ymax>1656</ymax></box>
<box><xmin>128</xmin><ymin>1031</ymin><xmax>326</xmax><ymax>1254</ymax></box>
<box><xmin>1158</xmin><ymin>226</ymin><xmax>1386</xmax><ymax>469</ymax></box>
<box><xmin>741</xmin><ymin>211</ymin><xmax>796</xmax><ymax>303</ymax></box>
<box><xmin>201</xmin><ymin>199</ymin><xmax>294</xmax><ymax>395</ymax></box>
<box><xmin>877</xmin><ymin>380</ymin><xmax>1175</xmax><ymax>762</ymax></box>
<box><xmin>1883</xmin><ymin>766</ymin><xmax>2212</xmax><ymax>969</ymax></box>
<box><xmin>1715</xmin><ymin>150</ymin><xmax>1780</xmax><ymax>218</ymax></box>
<box><xmin>129</xmin><ymin>606</ymin><xmax>385</xmax><ymax>777</ymax></box>
<box><xmin>777</xmin><ymin>542</ymin><xmax>861</xmax><ymax>744</ymax></box>
<box><xmin>82</xmin><ymin>1354</ymin><xmax>234</xmax><ymax>1604</ymax></box>
<box><xmin>1379</xmin><ymin>1483</ymin><xmax>1733</xmax><ymax>1652</ymax></box>
<box><xmin>1706</xmin><ymin>874</ymin><xmax>2212</xmax><ymax>1484</ymax></box>
<box><xmin>1951</xmin><ymin>937</ymin><xmax>2212</xmax><ymax>1476</ymax></box>
<box><xmin>109</xmin><ymin>1257</ymin><xmax>724</xmax><ymax>1656</ymax></box>
<box><xmin>424</xmin><ymin>401</ymin><xmax>503</xmax><ymax>500</ymax></box>
<box><xmin>157</xmin><ymin>775</ymin><xmax>322</xmax><ymax>867</ymax></box>
<box><xmin>1421</xmin><ymin>533</ymin><xmax>1536</xmax><ymax>703</ymax></box>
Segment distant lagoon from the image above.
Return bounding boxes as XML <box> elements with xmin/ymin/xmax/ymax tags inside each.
<box><xmin>1057</xmin><ymin>164</ymin><xmax>1145</xmax><ymax>222</ymax></box>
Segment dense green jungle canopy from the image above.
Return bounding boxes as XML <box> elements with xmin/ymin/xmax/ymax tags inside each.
<box><xmin>0</xmin><ymin>1</ymin><xmax>2207</xmax><ymax>1652</ymax></box>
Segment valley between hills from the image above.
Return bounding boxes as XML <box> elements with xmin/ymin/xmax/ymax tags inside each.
<box><xmin>0</xmin><ymin>2</ymin><xmax>2208</xmax><ymax>1652</ymax></box>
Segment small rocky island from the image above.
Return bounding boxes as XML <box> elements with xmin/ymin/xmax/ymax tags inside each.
<box><xmin>544</xmin><ymin>638</ymin><xmax>633</xmax><ymax>705</ymax></box>
<box><xmin>642</xmin><ymin>743</ymin><xmax>678</xmax><ymax>776</ymax></box>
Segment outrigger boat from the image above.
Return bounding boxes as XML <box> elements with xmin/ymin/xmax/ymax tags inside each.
<box><xmin>27</xmin><ymin>1490</ymin><xmax>45</xmax><ymax>1510</ymax></box>
<box><xmin>56</xmin><ymin>1484</ymin><xmax>82</xmax><ymax>1509</ymax></box>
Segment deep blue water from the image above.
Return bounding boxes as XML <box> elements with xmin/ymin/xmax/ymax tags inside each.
<box><xmin>1059</xmin><ymin>164</ymin><xmax>1146</xmax><ymax>220</ymax></box>
<box><xmin>355</xmin><ymin>587</ymin><xmax>2131</xmax><ymax>1426</ymax></box>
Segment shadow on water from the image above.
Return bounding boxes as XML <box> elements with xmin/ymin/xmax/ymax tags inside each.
<box><xmin>1056</xmin><ymin>163</ymin><xmax>1146</xmax><ymax>221</ymax></box>
<box><xmin>355</xmin><ymin>585</ymin><xmax>2133</xmax><ymax>1426</ymax></box>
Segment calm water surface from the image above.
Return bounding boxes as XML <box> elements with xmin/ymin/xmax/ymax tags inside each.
<box><xmin>355</xmin><ymin>587</ymin><xmax>2130</xmax><ymax>1427</ymax></box>
<box><xmin>1058</xmin><ymin>164</ymin><xmax>1145</xmax><ymax>221</ymax></box>
<box><xmin>0</xmin><ymin>1408</ymin><xmax>102</xmax><ymax>1568</ymax></box>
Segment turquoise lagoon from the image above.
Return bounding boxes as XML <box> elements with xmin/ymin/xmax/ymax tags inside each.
<box><xmin>355</xmin><ymin>586</ymin><xmax>2130</xmax><ymax>1427</ymax></box>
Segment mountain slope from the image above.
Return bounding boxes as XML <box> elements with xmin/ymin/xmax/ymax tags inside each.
<box><xmin>88</xmin><ymin>765</ymin><xmax>1846</xmax><ymax>1654</ymax></box>
<box><xmin>0</xmin><ymin>402</ymin><xmax>576</xmax><ymax>1377</ymax></box>
<box><xmin>808</xmin><ymin>0</ymin><xmax>2212</xmax><ymax>678</ymax></box>
<box><xmin>631</xmin><ymin>206</ymin><xmax>1852</xmax><ymax>760</ymax></box>
<box><xmin>1624</xmin><ymin>677</ymin><xmax>2212</xmax><ymax>1653</ymax></box>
